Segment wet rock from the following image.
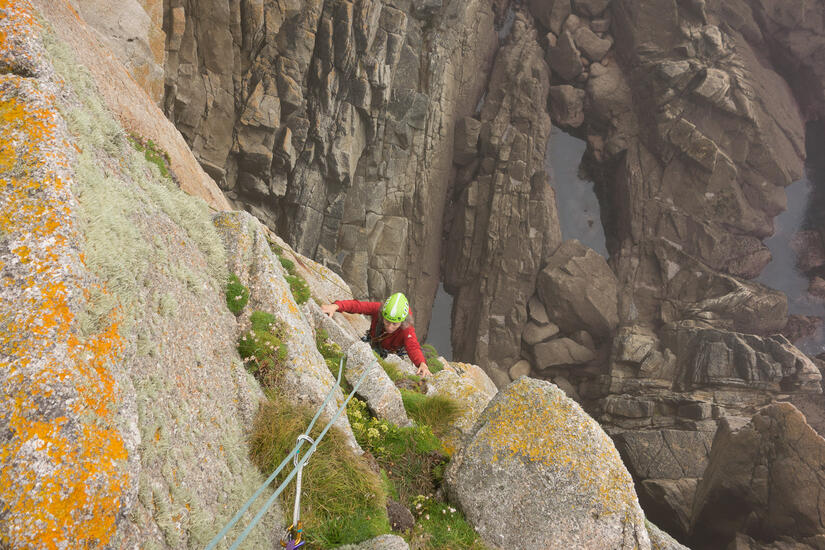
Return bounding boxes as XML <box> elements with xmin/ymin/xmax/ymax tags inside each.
<box><xmin>445</xmin><ymin>378</ymin><xmax>651</xmax><ymax>549</ymax></box>
<box><xmin>691</xmin><ymin>404</ymin><xmax>825</xmax><ymax>548</ymax></box>
<box><xmin>549</xmin><ymin>84</ymin><xmax>585</xmax><ymax>127</ymax></box>
<box><xmin>536</xmin><ymin>240</ymin><xmax>619</xmax><ymax>339</ymax></box>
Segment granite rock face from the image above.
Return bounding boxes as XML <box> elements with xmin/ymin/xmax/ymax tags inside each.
<box><xmin>0</xmin><ymin>3</ymin><xmax>279</xmax><ymax>546</ymax></box>
<box><xmin>445</xmin><ymin>377</ymin><xmax>651</xmax><ymax>549</ymax></box>
<box><xmin>444</xmin><ymin>10</ymin><xmax>562</xmax><ymax>387</ymax></box>
<box><xmin>159</xmin><ymin>0</ymin><xmax>502</xmax><ymax>345</ymax></box>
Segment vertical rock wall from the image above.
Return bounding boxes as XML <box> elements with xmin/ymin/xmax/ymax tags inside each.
<box><xmin>161</xmin><ymin>0</ymin><xmax>501</xmax><ymax>338</ymax></box>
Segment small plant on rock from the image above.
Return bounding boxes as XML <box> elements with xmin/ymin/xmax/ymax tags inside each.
<box><xmin>315</xmin><ymin>328</ymin><xmax>350</xmax><ymax>391</ymax></box>
<box><xmin>225</xmin><ymin>274</ymin><xmax>250</xmax><ymax>315</ymax></box>
<box><xmin>128</xmin><ymin>133</ymin><xmax>172</xmax><ymax>180</ymax></box>
<box><xmin>422</xmin><ymin>344</ymin><xmax>445</xmax><ymax>374</ymax></box>
<box><xmin>277</xmin><ymin>254</ymin><xmax>311</xmax><ymax>305</ymax></box>
<box><xmin>238</xmin><ymin>311</ymin><xmax>288</xmax><ymax>389</ymax></box>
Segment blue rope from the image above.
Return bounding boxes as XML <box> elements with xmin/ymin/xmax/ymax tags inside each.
<box><xmin>206</xmin><ymin>354</ymin><xmax>376</xmax><ymax>549</ymax></box>
<box><xmin>205</xmin><ymin>355</ymin><xmax>346</xmax><ymax>550</ymax></box>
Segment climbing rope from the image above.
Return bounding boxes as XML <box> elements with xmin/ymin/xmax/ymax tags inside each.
<box><xmin>281</xmin><ymin>434</ymin><xmax>315</xmax><ymax>549</ymax></box>
<box><xmin>205</xmin><ymin>353</ymin><xmax>376</xmax><ymax>550</ymax></box>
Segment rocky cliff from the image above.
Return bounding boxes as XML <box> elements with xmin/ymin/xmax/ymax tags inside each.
<box><xmin>10</xmin><ymin>0</ymin><xmax>825</xmax><ymax>548</ymax></box>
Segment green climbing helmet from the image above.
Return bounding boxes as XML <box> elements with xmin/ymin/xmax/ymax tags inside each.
<box><xmin>381</xmin><ymin>292</ymin><xmax>409</xmax><ymax>323</ymax></box>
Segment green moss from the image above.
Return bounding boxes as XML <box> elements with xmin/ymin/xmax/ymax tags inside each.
<box><xmin>249</xmin><ymin>394</ymin><xmax>390</xmax><ymax>547</ymax></box>
<box><xmin>225</xmin><ymin>274</ymin><xmax>250</xmax><ymax>316</ymax></box>
<box><xmin>238</xmin><ymin>311</ymin><xmax>289</xmax><ymax>389</ymax></box>
<box><xmin>128</xmin><ymin>133</ymin><xmax>172</xmax><ymax>180</ymax></box>
<box><xmin>286</xmin><ymin>274</ymin><xmax>310</xmax><ymax>305</ymax></box>
<box><xmin>274</xmin><ymin>252</ymin><xmax>311</xmax><ymax>304</ymax></box>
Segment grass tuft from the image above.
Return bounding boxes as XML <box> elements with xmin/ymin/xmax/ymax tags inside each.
<box><xmin>410</xmin><ymin>496</ymin><xmax>489</xmax><ymax>550</ymax></box>
<box><xmin>400</xmin><ymin>390</ymin><xmax>460</xmax><ymax>438</ymax></box>
<box><xmin>422</xmin><ymin>344</ymin><xmax>445</xmax><ymax>374</ymax></box>
<box><xmin>249</xmin><ymin>395</ymin><xmax>390</xmax><ymax>547</ymax></box>
<box><xmin>225</xmin><ymin>274</ymin><xmax>249</xmax><ymax>316</ymax></box>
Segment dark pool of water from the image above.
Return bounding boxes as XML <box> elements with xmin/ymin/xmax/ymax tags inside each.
<box><xmin>757</xmin><ymin>120</ymin><xmax>825</xmax><ymax>355</ymax></box>
<box><xmin>426</xmin><ymin>282</ymin><xmax>453</xmax><ymax>360</ymax></box>
<box><xmin>546</xmin><ymin>127</ymin><xmax>608</xmax><ymax>257</ymax></box>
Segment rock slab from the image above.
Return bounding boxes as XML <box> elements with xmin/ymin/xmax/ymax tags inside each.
<box><xmin>445</xmin><ymin>377</ymin><xmax>650</xmax><ymax>549</ymax></box>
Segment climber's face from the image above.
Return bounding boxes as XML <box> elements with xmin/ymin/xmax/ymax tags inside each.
<box><xmin>384</xmin><ymin>319</ymin><xmax>401</xmax><ymax>333</ymax></box>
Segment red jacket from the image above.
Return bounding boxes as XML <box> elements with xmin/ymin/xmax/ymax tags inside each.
<box><xmin>334</xmin><ymin>300</ymin><xmax>426</xmax><ymax>367</ymax></box>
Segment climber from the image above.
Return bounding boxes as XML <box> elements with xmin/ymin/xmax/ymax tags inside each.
<box><xmin>321</xmin><ymin>292</ymin><xmax>432</xmax><ymax>377</ymax></box>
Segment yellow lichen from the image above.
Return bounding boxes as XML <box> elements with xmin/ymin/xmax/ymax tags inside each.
<box><xmin>0</xmin><ymin>8</ymin><xmax>128</xmax><ymax>545</ymax></box>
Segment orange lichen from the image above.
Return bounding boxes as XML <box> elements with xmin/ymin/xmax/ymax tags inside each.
<box><xmin>0</xmin><ymin>7</ymin><xmax>129</xmax><ymax>545</ymax></box>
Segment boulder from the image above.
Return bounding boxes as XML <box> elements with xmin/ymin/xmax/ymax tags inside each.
<box><xmin>446</xmin><ymin>377</ymin><xmax>651</xmax><ymax>549</ymax></box>
<box><xmin>573</xmin><ymin>25</ymin><xmax>613</xmax><ymax>61</ymax></box>
<box><xmin>533</xmin><ymin>337</ymin><xmax>595</xmax><ymax>369</ymax></box>
<box><xmin>549</xmin><ymin>84</ymin><xmax>586</xmax><ymax>127</ymax></box>
<box><xmin>426</xmin><ymin>361</ymin><xmax>497</xmax><ymax>453</ymax></box>
<box><xmin>546</xmin><ymin>30</ymin><xmax>584</xmax><ymax>81</ymax></box>
<box><xmin>691</xmin><ymin>403</ymin><xmax>825</xmax><ymax>548</ymax></box>
<box><xmin>509</xmin><ymin>359</ymin><xmax>532</xmax><ymax>380</ymax></box>
<box><xmin>523</xmin><ymin>320</ymin><xmax>560</xmax><ymax>346</ymax></box>
<box><xmin>537</xmin><ymin>240</ymin><xmax>619</xmax><ymax>339</ymax></box>
<box><xmin>528</xmin><ymin>294</ymin><xmax>551</xmax><ymax>324</ymax></box>
<box><xmin>344</xmin><ymin>342</ymin><xmax>413</xmax><ymax>428</ymax></box>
